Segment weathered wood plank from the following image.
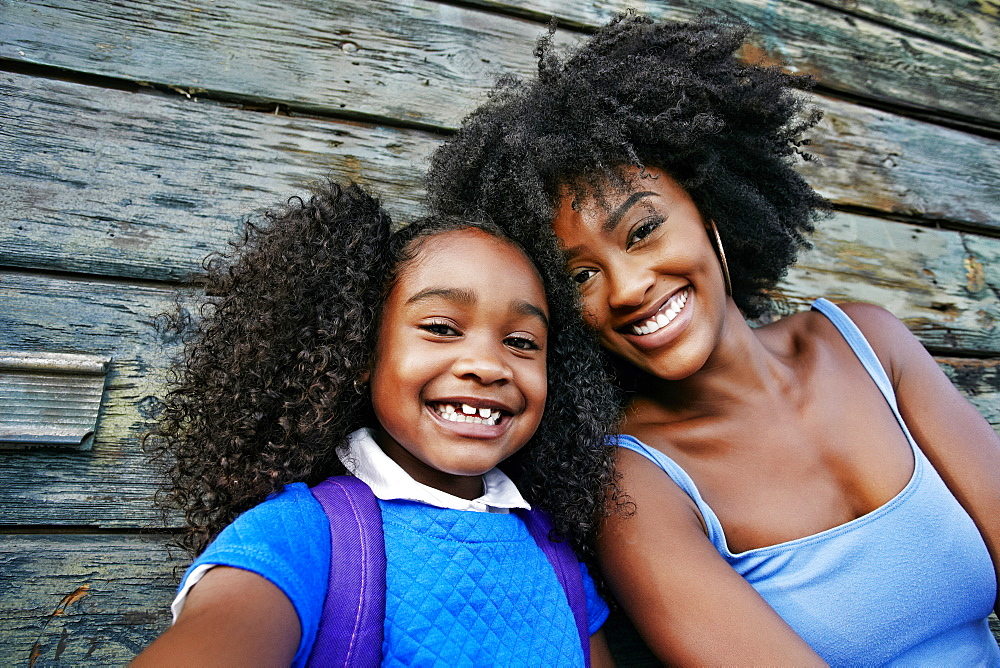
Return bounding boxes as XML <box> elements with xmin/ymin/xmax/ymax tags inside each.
<box><xmin>776</xmin><ymin>212</ymin><xmax>1000</xmax><ymax>355</ymax></box>
<box><xmin>3</xmin><ymin>74</ymin><xmax>998</xmax><ymax>290</ymax></box>
<box><xmin>938</xmin><ymin>358</ymin><xmax>1000</xmax><ymax>429</ymax></box>
<box><xmin>0</xmin><ymin>534</ymin><xmax>179</xmax><ymax>665</ymax></box>
<box><xmin>0</xmin><ymin>72</ymin><xmax>435</xmax><ymax>283</ymax></box>
<box><xmin>459</xmin><ymin>0</ymin><xmax>1000</xmax><ymax>127</ymax></box>
<box><xmin>803</xmin><ymin>94</ymin><xmax>1000</xmax><ymax>231</ymax></box>
<box><xmin>0</xmin><ymin>0</ymin><xmax>550</xmax><ymax>129</ymax></box>
<box><xmin>0</xmin><ymin>273</ymin><xmax>197</xmax><ymax>527</ymax></box>
<box><xmin>473</xmin><ymin>0</ymin><xmax>999</xmax><ymax>58</ymax></box>
<box><xmin>809</xmin><ymin>0</ymin><xmax>999</xmax><ymax>57</ymax></box>
<box><xmin>0</xmin><ymin>0</ymin><xmax>997</xmax><ymax>130</ymax></box>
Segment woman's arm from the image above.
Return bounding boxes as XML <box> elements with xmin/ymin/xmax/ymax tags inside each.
<box><xmin>598</xmin><ymin>448</ymin><xmax>826</xmax><ymax>666</ymax></box>
<box><xmin>842</xmin><ymin>302</ymin><xmax>1000</xmax><ymax>610</ymax></box>
<box><xmin>131</xmin><ymin>566</ymin><xmax>300</xmax><ymax>666</ymax></box>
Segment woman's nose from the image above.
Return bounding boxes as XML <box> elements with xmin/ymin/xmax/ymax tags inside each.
<box><xmin>606</xmin><ymin>264</ymin><xmax>655</xmax><ymax>310</ymax></box>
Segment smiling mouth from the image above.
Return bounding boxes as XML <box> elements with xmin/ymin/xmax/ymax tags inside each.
<box><xmin>430</xmin><ymin>402</ymin><xmax>505</xmax><ymax>426</ymax></box>
<box><xmin>627</xmin><ymin>288</ymin><xmax>689</xmax><ymax>336</ymax></box>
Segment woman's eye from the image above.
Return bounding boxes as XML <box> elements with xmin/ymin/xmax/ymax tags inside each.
<box><xmin>571</xmin><ymin>268</ymin><xmax>596</xmax><ymax>285</ymax></box>
<box><xmin>505</xmin><ymin>335</ymin><xmax>540</xmax><ymax>351</ymax></box>
<box><xmin>422</xmin><ymin>322</ymin><xmax>458</xmax><ymax>336</ymax></box>
<box><xmin>627</xmin><ymin>217</ymin><xmax>663</xmax><ymax>249</ymax></box>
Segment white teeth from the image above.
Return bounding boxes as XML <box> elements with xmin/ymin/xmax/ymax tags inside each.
<box><xmin>434</xmin><ymin>403</ymin><xmax>501</xmax><ymax>425</ymax></box>
<box><xmin>630</xmin><ymin>289</ymin><xmax>689</xmax><ymax>336</ymax></box>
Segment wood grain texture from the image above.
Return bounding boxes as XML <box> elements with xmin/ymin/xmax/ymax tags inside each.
<box><xmin>778</xmin><ymin>212</ymin><xmax>1000</xmax><ymax>354</ymax></box>
<box><xmin>804</xmin><ymin>94</ymin><xmax>1000</xmax><ymax>231</ymax></box>
<box><xmin>477</xmin><ymin>0</ymin><xmax>1000</xmax><ymax>57</ymax></box>
<box><xmin>460</xmin><ymin>0</ymin><xmax>1000</xmax><ymax>126</ymax></box>
<box><xmin>3</xmin><ymin>74</ymin><xmax>998</xmax><ymax>290</ymax></box>
<box><xmin>0</xmin><ymin>71</ymin><xmax>435</xmax><ymax>282</ymax></box>
<box><xmin>938</xmin><ymin>357</ymin><xmax>1000</xmax><ymax>428</ymax></box>
<box><xmin>1</xmin><ymin>249</ymin><xmax>997</xmax><ymax>526</ymax></box>
<box><xmin>1</xmin><ymin>0</ymin><xmax>997</xmax><ymax>130</ymax></box>
<box><xmin>0</xmin><ymin>534</ymin><xmax>179</xmax><ymax>665</ymax></box>
<box><xmin>0</xmin><ymin>272</ymin><xmax>197</xmax><ymax>527</ymax></box>
<box><xmin>809</xmin><ymin>0</ymin><xmax>999</xmax><ymax>57</ymax></box>
<box><xmin>0</xmin><ymin>0</ymin><xmax>555</xmax><ymax>129</ymax></box>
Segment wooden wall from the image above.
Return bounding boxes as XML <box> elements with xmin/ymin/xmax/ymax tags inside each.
<box><xmin>1</xmin><ymin>0</ymin><xmax>997</xmax><ymax>663</ymax></box>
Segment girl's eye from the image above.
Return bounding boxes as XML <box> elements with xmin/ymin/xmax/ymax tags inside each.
<box><xmin>505</xmin><ymin>335</ymin><xmax>540</xmax><ymax>351</ymax></box>
<box><xmin>627</xmin><ymin>216</ymin><xmax>663</xmax><ymax>249</ymax></box>
<box><xmin>422</xmin><ymin>322</ymin><xmax>459</xmax><ymax>336</ymax></box>
<box><xmin>571</xmin><ymin>268</ymin><xmax>597</xmax><ymax>285</ymax></box>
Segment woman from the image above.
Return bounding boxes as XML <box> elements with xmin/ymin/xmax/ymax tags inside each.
<box><xmin>427</xmin><ymin>13</ymin><xmax>1000</xmax><ymax>666</ymax></box>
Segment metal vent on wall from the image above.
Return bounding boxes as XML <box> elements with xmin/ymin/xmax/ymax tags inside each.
<box><xmin>0</xmin><ymin>351</ymin><xmax>111</xmax><ymax>450</ymax></box>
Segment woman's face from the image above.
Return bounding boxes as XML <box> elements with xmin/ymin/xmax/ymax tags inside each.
<box><xmin>552</xmin><ymin>166</ymin><xmax>729</xmax><ymax>381</ymax></box>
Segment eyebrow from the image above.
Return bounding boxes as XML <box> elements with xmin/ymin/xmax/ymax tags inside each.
<box><xmin>602</xmin><ymin>191</ymin><xmax>657</xmax><ymax>233</ymax></box>
<box><xmin>406</xmin><ymin>287</ymin><xmax>548</xmax><ymax>328</ymax></box>
<box><xmin>406</xmin><ymin>287</ymin><xmax>475</xmax><ymax>306</ymax></box>
<box><xmin>514</xmin><ymin>301</ymin><xmax>549</xmax><ymax>328</ymax></box>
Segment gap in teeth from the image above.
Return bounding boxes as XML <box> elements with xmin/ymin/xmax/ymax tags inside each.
<box><xmin>434</xmin><ymin>403</ymin><xmax>501</xmax><ymax>425</ymax></box>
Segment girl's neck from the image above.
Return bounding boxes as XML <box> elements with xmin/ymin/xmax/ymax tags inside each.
<box><xmin>373</xmin><ymin>426</ymin><xmax>486</xmax><ymax>501</ymax></box>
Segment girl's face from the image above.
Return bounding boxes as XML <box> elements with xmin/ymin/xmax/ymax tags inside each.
<box><xmin>369</xmin><ymin>228</ymin><xmax>549</xmax><ymax>500</ymax></box>
<box><xmin>552</xmin><ymin>166</ymin><xmax>728</xmax><ymax>381</ymax></box>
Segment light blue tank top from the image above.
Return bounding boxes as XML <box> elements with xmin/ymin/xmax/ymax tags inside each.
<box><xmin>618</xmin><ymin>298</ymin><xmax>1000</xmax><ymax>666</ymax></box>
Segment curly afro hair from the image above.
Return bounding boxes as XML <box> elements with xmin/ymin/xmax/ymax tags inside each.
<box><xmin>147</xmin><ymin>180</ymin><xmax>620</xmax><ymax>557</ymax></box>
<box><xmin>427</xmin><ymin>12</ymin><xmax>829</xmax><ymax>318</ymax></box>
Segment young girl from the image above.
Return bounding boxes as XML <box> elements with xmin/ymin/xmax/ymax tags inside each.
<box><xmin>136</xmin><ymin>181</ymin><xmax>619</xmax><ymax>666</ymax></box>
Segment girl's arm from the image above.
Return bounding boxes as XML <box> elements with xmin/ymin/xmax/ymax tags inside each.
<box><xmin>842</xmin><ymin>302</ymin><xmax>1000</xmax><ymax>611</ymax></box>
<box><xmin>598</xmin><ymin>448</ymin><xmax>826</xmax><ymax>666</ymax></box>
<box><xmin>131</xmin><ymin>566</ymin><xmax>300</xmax><ymax>666</ymax></box>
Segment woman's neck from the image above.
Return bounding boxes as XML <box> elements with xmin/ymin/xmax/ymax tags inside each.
<box><xmin>635</xmin><ymin>301</ymin><xmax>798</xmax><ymax>417</ymax></box>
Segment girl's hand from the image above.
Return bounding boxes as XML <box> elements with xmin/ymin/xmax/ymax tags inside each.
<box><xmin>131</xmin><ymin>566</ymin><xmax>300</xmax><ymax>666</ymax></box>
<box><xmin>841</xmin><ymin>302</ymin><xmax>1000</xmax><ymax>614</ymax></box>
<box><xmin>598</xmin><ymin>448</ymin><xmax>827</xmax><ymax>666</ymax></box>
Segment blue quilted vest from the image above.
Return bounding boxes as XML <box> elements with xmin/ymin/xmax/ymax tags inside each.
<box><xmin>305</xmin><ymin>476</ymin><xmax>590</xmax><ymax>667</ymax></box>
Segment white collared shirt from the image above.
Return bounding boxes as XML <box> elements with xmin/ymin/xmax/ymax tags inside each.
<box><xmin>343</xmin><ymin>427</ymin><xmax>530</xmax><ymax>514</ymax></box>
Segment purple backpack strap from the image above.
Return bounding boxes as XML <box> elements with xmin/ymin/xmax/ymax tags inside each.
<box><xmin>516</xmin><ymin>507</ymin><xmax>591</xmax><ymax>667</ymax></box>
<box><xmin>306</xmin><ymin>476</ymin><xmax>385</xmax><ymax>668</ymax></box>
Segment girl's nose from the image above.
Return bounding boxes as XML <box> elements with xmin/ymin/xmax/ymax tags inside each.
<box><xmin>451</xmin><ymin>344</ymin><xmax>512</xmax><ymax>385</ymax></box>
<box><xmin>606</xmin><ymin>263</ymin><xmax>655</xmax><ymax>310</ymax></box>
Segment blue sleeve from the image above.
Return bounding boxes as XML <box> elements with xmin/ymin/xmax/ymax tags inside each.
<box><xmin>580</xmin><ymin>561</ymin><xmax>610</xmax><ymax>634</ymax></box>
<box><xmin>179</xmin><ymin>483</ymin><xmax>330</xmax><ymax>667</ymax></box>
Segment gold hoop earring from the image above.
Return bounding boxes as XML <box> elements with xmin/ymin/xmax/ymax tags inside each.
<box><xmin>709</xmin><ymin>220</ymin><xmax>732</xmax><ymax>297</ymax></box>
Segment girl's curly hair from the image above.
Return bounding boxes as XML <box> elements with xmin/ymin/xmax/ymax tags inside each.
<box><xmin>427</xmin><ymin>12</ymin><xmax>829</xmax><ymax>318</ymax></box>
<box><xmin>147</xmin><ymin>180</ymin><xmax>619</xmax><ymax>557</ymax></box>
